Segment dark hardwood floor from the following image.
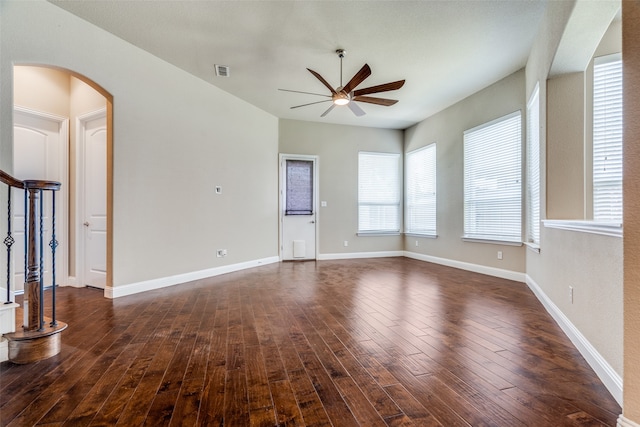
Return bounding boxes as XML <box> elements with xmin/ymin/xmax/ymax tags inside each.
<box><xmin>0</xmin><ymin>258</ymin><xmax>620</xmax><ymax>426</ymax></box>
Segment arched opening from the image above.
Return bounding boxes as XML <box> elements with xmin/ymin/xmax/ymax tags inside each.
<box><xmin>12</xmin><ymin>64</ymin><xmax>113</xmax><ymax>294</ymax></box>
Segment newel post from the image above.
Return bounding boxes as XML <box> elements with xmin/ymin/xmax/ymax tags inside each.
<box><xmin>23</xmin><ymin>187</ymin><xmax>41</xmax><ymax>331</ymax></box>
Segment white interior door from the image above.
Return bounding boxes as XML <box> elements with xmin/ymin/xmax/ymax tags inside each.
<box><xmin>81</xmin><ymin>112</ymin><xmax>107</xmax><ymax>289</ymax></box>
<box><xmin>12</xmin><ymin>108</ymin><xmax>68</xmax><ymax>293</ymax></box>
<box><xmin>280</xmin><ymin>155</ymin><xmax>317</xmax><ymax>260</ymax></box>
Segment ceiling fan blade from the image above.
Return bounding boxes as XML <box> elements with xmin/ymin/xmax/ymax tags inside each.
<box><xmin>321</xmin><ymin>104</ymin><xmax>336</xmax><ymax>117</ymax></box>
<box><xmin>353</xmin><ymin>80</ymin><xmax>405</xmax><ymax>97</ymax></box>
<box><xmin>307</xmin><ymin>68</ymin><xmax>337</xmax><ymax>94</ymax></box>
<box><xmin>353</xmin><ymin>96</ymin><xmax>398</xmax><ymax>106</ymax></box>
<box><xmin>347</xmin><ymin>101</ymin><xmax>366</xmax><ymax>117</ymax></box>
<box><xmin>279</xmin><ymin>88</ymin><xmax>331</xmax><ymax>98</ymax></box>
<box><xmin>290</xmin><ymin>99</ymin><xmax>333</xmax><ymax>109</ymax></box>
<box><xmin>342</xmin><ymin>64</ymin><xmax>371</xmax><ymax>94</ymax></box>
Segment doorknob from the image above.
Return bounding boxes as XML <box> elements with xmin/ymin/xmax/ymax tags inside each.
<box><xmin>83</xmin><ymin>221</ymin><xmax>90</xmax><ymax>227</ymax></box>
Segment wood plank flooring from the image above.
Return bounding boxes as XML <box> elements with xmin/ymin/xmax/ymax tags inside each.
<box><xmin>0</xmin><ymin>258</ymin><xmax>621</xmax><ymax>426</ymax></box>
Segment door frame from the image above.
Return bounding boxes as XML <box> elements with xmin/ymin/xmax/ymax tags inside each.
<box><xmin>279</xmin><ymin>153</ymin><xmax>319</xmax><ymax>260</ymax></box>
<box><xmin>13</xmin><ymin>105</ymin><xmax>70</xmax><ymax>290</ymax></box>
<box><xmin>75</xmin><ymin>108</ymin><xmax>107</xmax><ymax>288</ymax></box>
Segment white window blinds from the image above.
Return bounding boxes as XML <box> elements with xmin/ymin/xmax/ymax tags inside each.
<box><xmin>593</xmin><ymin>55</ymin><xmax>623</xmax><ymax>222</ymax></box>
<box><xmin>358</xmin><ymin>152</ymin><xmax>401</xmax><ymax>233</ymax></box>
<box><xmin>464</xmin><ymin>111</ymin><xmax>522</xmax><ymax>243</ymax></box>
<box><xmin>406</xmin><ymin>144</ymin><xmax>436</xmax><ymax>235</ymax></box>
<box><xmin>526</xmin><ymin>84</ymin><xmax>540</xmax><ymax>244</ymax></box>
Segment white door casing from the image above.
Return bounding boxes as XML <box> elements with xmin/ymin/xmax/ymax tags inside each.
<box><xmin>77</xmin><ymin>109</ymin><xmax>107</xmax><ymax>289</ymax></box>
<box><xmin>280</xmin><ymin>154</ymin><xmax>318</xmax><ymax>261</ymax></box>
<box><xmin>12</xmin><ymin>107</ymin><xmax>69</xmax><ymax>293</ymax></box>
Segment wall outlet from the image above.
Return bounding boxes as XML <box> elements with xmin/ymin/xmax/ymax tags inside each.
<box><xmin>497</xmin><ymin>251</ymin><xmax>503</xmax><ymax>260</ymax></box>
<box><xmin>343</xmin><ymin>240</ymin><xmax>348</xmax><ymax>247</ymax></box>
<box><xmin>215</xmin><ymin>186</ymin><xmax>222</xmax><ymax>194</ymax></box>
<box><xmin>415</xmin><ymin>240</ymin><xmax>419</xmax><ymax>247</ymax></box>
<box><xmin>569</xmin><ymin>286</ymin><xmax>574</xmax><ymax>303</ymax></box>
<box><xmin>321</xmin><ymin>201</ymin><xmax>327</xmax><ymax>207</ymax></box>
<box><xmin>217</xmin><ymin>249</ymin><xmax>227</xmax><ymax>257</ymax></box>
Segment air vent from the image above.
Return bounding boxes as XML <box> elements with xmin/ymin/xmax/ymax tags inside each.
<box><xmin>215</xmin><ymin>64</ymin><xmax>230</xmax><ymax>77</ymax></box>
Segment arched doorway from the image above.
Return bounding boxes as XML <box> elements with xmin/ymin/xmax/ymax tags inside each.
<box><xmin>12</xmin><ymin>65</ymin><xmax>113</xmax><ymax>293</ymax></box>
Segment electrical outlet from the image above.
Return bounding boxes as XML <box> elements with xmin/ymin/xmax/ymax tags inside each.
<box><xmin>569</xmin><ymin>286</ymin><xmax>574</xmax><ymax>303</ymax></box>
<box><xmin>215</xmin><ymin>186</ymin><xmax>222</xmax><ymax>194</ymax></box>
<box><xmin>217</xmin><ymin>249</ymin><xmax>227</xmax><ymax>257</ymax></box>
<box><xmin>415</xmin><ymin>240</ymin><xmax>419</xmax><ymax>247</ymax></box>
<box><xmin>497</xmin><ymin>251</ymin><xmax>503</xmax><ymax>260</ymax></box>
<box><xmin>344</xmin><ymin>240</ymin><xmax>349</xmax><ymax>247</ymax></box>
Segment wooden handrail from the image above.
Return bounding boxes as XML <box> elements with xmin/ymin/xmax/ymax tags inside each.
<box><xmin>0</xmin><ymin>169</ymin><xmax>24</xmax><ymax>189</ymax></box>
<box><xmin>1</xmin><ymin>170</ymin><xmax>61</xmax><ymax>191</ymax></box>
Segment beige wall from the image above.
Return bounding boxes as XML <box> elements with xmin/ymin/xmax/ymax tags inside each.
<box><xmin>13</xmin><ymin>66</ymin><xmax>70</xmax><ymax>117</ymax></box>
<box><xmin>404</xmin><ymin>69</ymin><xmax>526</xmax><ymax>273</ymax></box>
<box><xmin>1</xmin><ymin>1</ymin><xmax>280</xmax><ymax>287</ymax></box>
<box><xmin>546</xmin><ymin>72</ymin><xmax>586</xmax><ymax>219</ymax></box>
<box><xmin>623</xmin><ymin>1</ymin><xmax>640</xmax><ymax>423</ymax></box>
<box><xmin>525</xmin><ymin>0</ymin><xmax>623</xmax><ymax>406</ymax></box>
<box><xmin>279</xmin><ymin>119</ymin><xmax>404</xmax><ymax>255</ymax></box>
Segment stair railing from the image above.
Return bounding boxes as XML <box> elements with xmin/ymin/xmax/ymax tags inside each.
<box><xmin>1</xmin><ymin>169</ymin><xmax>61</xmax><ymax>331</ymax></box>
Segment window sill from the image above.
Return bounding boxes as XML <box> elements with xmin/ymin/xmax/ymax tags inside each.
<box><xmin>542</xmin><ymin>220</ymin><xmax>622</xmax><ymax>238</ymax></box>
<box><xmin>524</xmin><ymin>242</ymin><xmax>541</xmax><ymax>253</ymax></box>
<box><xmin>357</xmin><ymin>232</ymin><xmax>401</xmax><ymax>237</ymax></box>
<box><xmin>404</xmin><ymin>232</ymin><xmax>438</xmax><ymax>239</ymax></box>
<box><xmin>461</xmin><ymin>236</ymin><xmax>523</xmax><ymax>246</ymax></box>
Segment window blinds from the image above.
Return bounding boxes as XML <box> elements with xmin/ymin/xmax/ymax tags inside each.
<box><xmin>593</xmin><ymin>55</ymin><xmax>623</xmax><ymax>222</ymax></box>
<box><xmin>406</xmin><ymin>144</ymin><xmax>436</xmax><ymax>235</ymax></box>
<box><xmin>358</xmin><ymin>152</ymin><xmax>401</xmax><ymax>233</ymax></box>
<box><xmin>464</xmin><ymin>112</ymin><xmax>522</xmax><ymax>243</ymax></box>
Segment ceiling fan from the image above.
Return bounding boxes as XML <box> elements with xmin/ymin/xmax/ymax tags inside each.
<box><xmin>280</xmin><ymin>49</ymin><xmax>405</xmax><ymax>117</ymax></box>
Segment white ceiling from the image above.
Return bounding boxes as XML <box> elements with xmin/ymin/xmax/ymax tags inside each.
<box><xmin>50</xmin><ymin>0</ymin><xmax>548</xmax><ymax>130</ymax></box>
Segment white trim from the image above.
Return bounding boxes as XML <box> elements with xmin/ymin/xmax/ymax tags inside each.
<box><xmin>404</xmin><ymin>251</ymin><xmax>525</xmax><ymax>282</ymax></box>
<box><xmin>75</xmin><ymin>108</ymin><xmax>107</xmax><ymax>289</ymax></box>
<box><xmin>317</xmin><ymin>251</ymin><xmax>404</xmax><ymax>260</ymax></box>
<box><xmin>105</xmin><ymin>256</ymin><xmax>280</xmax><ymax>299</ymax></box>
<box><xmin>618</xmin><ymin>415</ymin><xmax>640</xmax><ymax>427</ymax></box>
<box><xmin>405</xmin><ymin>233</ymin><xmax>437</xmax><ymax>239</ymax></box>
<box><xmin>461</xmin><ymin>237</ymin><xmax>523</xmax><ymax>246</ymax></box>
<box><xmin>543</xmin><ymin>220</ymin><xmax>622</xmax><ymax>237</ymax></box>
<box><xmin>523</xmin><ymin>242</ymin><xmax>541</xmax><ymax>253</ymax></box>
<box><xmin>525</xmin><ymin>274</ymin><xmax>622</xmax><ymax>405</ymax></box>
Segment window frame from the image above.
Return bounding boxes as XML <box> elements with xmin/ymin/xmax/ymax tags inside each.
<box><xmin>405</xmin><ymin>143</ymin><xmax>437</xmax><ymax>237</ymax></box>
<box><xmin>592</xmin><ymin>53</ymin><xmax>623</xmax><ymax>223</ymax></box>
<box><xmin>526</xmin><ymin>83</ymin><xmax>541</xmax><ymax>246</ymax></box>
<box><xmin>357</xmin><ymin>151</ymin><xmax>402</xmax><ymax>235</ymax></box>
<box><xmin>463</xmin><ymin>111</ymin><xmax>523</xmax><ymax>245</ymax></box>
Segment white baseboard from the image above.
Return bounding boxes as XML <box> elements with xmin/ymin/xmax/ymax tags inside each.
<box><xmin>317</xmin><ymin>250</ymin><xmax>404</xmax><ymax>260</ymax></box>
<box><xmin>0</xmin><ymin>338</ymin><xmax>8</xmax><ymax>363</ymax></box>
<box><xmin>404</xmin><ymin>251</ymin><xmax>526</xmax><ymax>283</ymax></box>
<box><xmin>526</xmin><ymin>274</ymin><xmax>623</xmax><ymax>406</ymax></box>
<box><xmin>104</xmin><ymin>256</ymin><xmax>280</xmax><ymax>299</ymax></box>
<box><xmin>618</xmin><ymin>415</ymin><xmax>640</xmax><ymax>427</ymax></box>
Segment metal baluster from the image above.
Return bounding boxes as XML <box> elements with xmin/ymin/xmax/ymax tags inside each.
<box><xmin>4</xmin><ymin>187</ymin><xmax>14</xmax><ymax>304</ymax></box>
<box><xmin>39</xmin><ymin>189</ymin><xmax>44</xmax><ymax>332</ymax></box>
<box><xmin>50</xmin><ymin>191</ymin><xmax>58</xmax><ymax>326</ymax></box>
<box><xmin>23</xmin><ymin>189</ymin><xmax>27</xmax><ymax>290</ymax></box>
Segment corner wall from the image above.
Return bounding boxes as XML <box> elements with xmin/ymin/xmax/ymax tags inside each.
<box><xmin>403</xmin><ymin>69</ymin><xmax>526</xmax><ymax>274</ymax></box>
<box><xmin>0</xmin><ymin>0</ymin><xmax>280</xmax><ymax>291</ymax></box>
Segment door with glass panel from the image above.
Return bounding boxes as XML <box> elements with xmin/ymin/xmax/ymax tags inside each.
<box><xmin>280</xmin><ymin>155</ymin><xmax>317</xmax><ymax>260</ymax></box>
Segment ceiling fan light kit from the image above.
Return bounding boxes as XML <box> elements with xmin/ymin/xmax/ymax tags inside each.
<box><xmin>280</xmin><ymin>48</ymin><xmax>405</xmax><ymax>118</ymax></box>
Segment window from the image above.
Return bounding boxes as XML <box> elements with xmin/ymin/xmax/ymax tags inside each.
<box><xmin>593</xmin><ymin>54</ymin><xmax>622</xmax><ymax>222</ymax></box>
<box><xmin>406</xmin><ymin>144</ymin><xmax>436</xmax><ymax>235</ymax></box>
<box><xmin>285</xmin><ymin>160</ymin><xmax>313</xmax><ymax>215</ymax></box>
<box><xmin>358</xmin><ymin>152</ymin><xmax>401</xmax><ymax>233</ymax></box>
<box><xmin>526</xmin><ymin>84</ymin><xmax>540</xmax><ymax>244</ymax></box>
<box><xmin>463</xmin><ymin>111</ymin><xmax>522</xmax><ymax>243</ymax></box>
